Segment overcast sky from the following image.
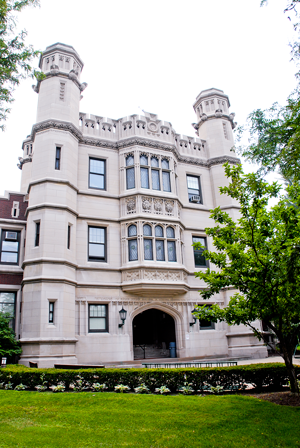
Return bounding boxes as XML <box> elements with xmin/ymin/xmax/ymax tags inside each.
<box><xmin>0</xmin><ymin>0</ymin><xmax>297</xmax><ymax>195</ymax></box>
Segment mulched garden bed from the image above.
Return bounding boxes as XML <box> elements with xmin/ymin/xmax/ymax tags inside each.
<box><xmin>249</xmin><ymin>391</ymin><xmax>300</xmax><ymax>407</ymax></box>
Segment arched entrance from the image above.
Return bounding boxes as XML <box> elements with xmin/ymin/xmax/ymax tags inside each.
<box><xmin>133</xmin><ymin>309</ymin><xmax>176</xmax><ymax>359</ymax></box>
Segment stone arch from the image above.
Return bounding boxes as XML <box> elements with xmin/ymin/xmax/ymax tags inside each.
<box><xmin>129</xmin><ymin>302</ymin><xmax>185</xmax><ymax>359</ymax></box>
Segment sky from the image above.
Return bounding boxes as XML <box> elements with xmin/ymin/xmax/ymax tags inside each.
<box><xmin>0</xmin><ymin>0</ymin><xmax>297</xmax><ymax>195</ymax></box>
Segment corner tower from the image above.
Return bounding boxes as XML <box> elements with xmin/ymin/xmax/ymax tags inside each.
<box><xmin>193</xmin><ymin>88</ymin><xmax>236</xmax><ymax>159</ymax></box>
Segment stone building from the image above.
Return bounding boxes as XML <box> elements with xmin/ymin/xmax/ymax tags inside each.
<box><xmin>1</xmin><ymin>43</ymin><xmax>267</xmax><ymax>367</ymax></box>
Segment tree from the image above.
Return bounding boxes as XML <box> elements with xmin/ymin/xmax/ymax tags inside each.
<box><xmin>0</xmin><ymin>312</ymin><xmax>22</xmax><ymax>362</ymax></box>
<box><xmin>193</xmin><ymin>163</ymin><xmax>300</xmax><ymax>394</ymax></box>
<box><xmin>0</xmin><ymin>0</ymin><xmax>42</xmax><ymax>131</ymax></box>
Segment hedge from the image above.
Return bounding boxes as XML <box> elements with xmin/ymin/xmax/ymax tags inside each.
<box><xmin>0</xmin><ymin>363</ymin><xmax>298</xmax><ymax>392</ymax></box>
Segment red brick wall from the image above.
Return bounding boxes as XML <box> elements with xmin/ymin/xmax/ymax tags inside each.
<box><xmin>0</xmin><ymin>272</ymin><xmax>23</xmax><ymax>285</ymax></box>
<box><xmin>0</xmin><ymin>193</ymin><xmax>28</xmax><ymax>221</ymax></box>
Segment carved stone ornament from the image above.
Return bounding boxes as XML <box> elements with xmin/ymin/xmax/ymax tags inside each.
<box><xmin>154</xmin><ymin>199</ymin><xmax>163</xmax><ymax>212</ymax></box>
<box><xmin>215</xmin><ymin>109</ymin><xmax>223</xmax><ymax>118</ymax></box>
<box><xmin>156</xmin><ymin>271</ymin><xmax>168</xmax><ymax>281</ymax></box>
<box><xmin>148</xmin><ymin>122</ymin><xmax>158</xmax><ymax>133</ymax></box>
<box><xmin>200</xmin><ymin>113</ymin><xmax>208</xmax><ymax>121</ymax></box>
<box><xmin>69</xmin><ymin>69</ymin><xmax>78</xmax><ymax>80</ymax></box>
<box><xmin>169</xmin><ymin>272</ymin><xmax>180</xmax><ymax>282</ymax></box>
<box><xmin>50</xmin><ymin>65</ymin><xmax>59</xmax><ymax>75</ymax></box>
<box><xmin>142</xmin><ymin>197</ymin><xmax>152</xmax><ymax>211</ymax></box>
<box><xmin>144</xmin><ymin>270</ymin><xmax>156</xmax><ymax>280</ymax></box>
<box><xmin>126</xmin><ymin>197</ymin><xmax>136</xmax><ymax>213</ymax></box>
<box><xmin>127</xmin><ymin>271</ymin><xmax>140</xmax><ymax>281</ymax></box>
<box><xmin>165</xmin><ymin>200</ymin><xmax>174</xmax><ymax>214</ymax></box>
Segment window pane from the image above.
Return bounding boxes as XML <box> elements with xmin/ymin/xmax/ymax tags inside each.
<box><xmin>143</xmin><ymin>224</ymin><xmax>152</xmax><ymax>236</ymax></box>
<box><xmin>90</xmin><ymin>317</ymin><xmax>106</xmax><ymax>330</ymax></box>
<box><xmin>144</xmin><ymin>239</ymin><xmax>153</xmax><ymax>260</ymax></box>
<box><xmin>89</xmin><ymin>243</ymin><xmax>104</xmax><ymax>258</ymax></box>
<box><xmin>90</xmin><ymin>173</ymin><xmax>104</xmax><ymax>189</ymax></box>
<box><xmin>129</xmin><ymin>239</ymin><xmax>138</xmax><ymax>261</ymax></box>
<box><xmin>141</xmin><ymin>167</ymin><xmax>149</xmax><ymax>188</ymax></box>
<box><xmin>0</xmin><ymin>292</ymin><xmax>15</xmax><ymax>303</ymax></box>
<box><xmin>151</xmin><ymin>169</ymin><xmax>160</xmax><ymax>190</ymax></box>
<box><xmin>126</xmin><ymin>155</ymin><xmax>134</xmax><ymax>166</ymax></box>
<box><xmin>2</xmin><ymin>241</ymin><xmax>18</xmax><ymax>252</ymax></box>
<box><xmin>89</xmin><ymin>228</ymin><xmax>105</xmax><ymax>244</ymax></box>
<box><xmin>155</xmin><ymin>226</ymin><xmax>163</xmax><ymax>237</ymax></box>
<box><xmin>90</xmin><ymin>159</ymin><xmax>105</xmax><ymax>174</ymax></box>
<box><xmin>161</xmin><ymin>159</ymin><xmax>169</xmax><ymax>169</ymax></box>
<box><xmin>126</xmin><ymin>167</ymin><xmax>135</xmax><ymax>189</ymax></box>
<box><xmin>0</xmin><ymin>303</ymin><xmax>14</xmax><ymax>316</ymax></box>
<box><xmin>187</xmin><ymin>176</ymin><xmax>199</xmax><ymax>190</ymax></box>
<box><xmin>166</xmin><ymin>227</ymin><xmax>175</xmax><ymax>238</ymax></box>
<box><xmin>162</xmin><ymin>171</ymin><xmax>171</xmax><ymax>192</ymax></box>
<box><xmin>128</xmin><ymin>225</ymin><xmax>137</xmax><ymax>237</ymax></box>
<box><xmin>156</xmin><ymin>240</ymin><xmax>165</xmax><ymax>261</ymax></box>
<box><xmin>90</xmin><ymin>305</ymin><xmax>106</xmax><ymax>317</ymax></box>
<box><xmin>151</xmin><ymin>157</ymin><xmax>159</xmax><ymax>167</ymax></box>
<box><xmin>167</xmin><ymin>241</ymin><xmax>176</xmax><ymax>262</ymax></box>
<box><xmin>193</xmin><ymin>237</ymin><xmax>206</xmax><ymax>266</ymax></box>
<box><xmin>140</xmin><ymin>155</ymin><xmax>148</xmax><ymax>165</ymax></box>
<box><xmin>1</xmin><ymin>252</ymin><xmax>18</xmax><ymax>263</ymax></box>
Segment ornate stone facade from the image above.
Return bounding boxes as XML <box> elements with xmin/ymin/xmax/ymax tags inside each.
<box><xmin>0</xmin><ymin>43</ymin><xmax>267</xmax><ymax>367</ymax></box>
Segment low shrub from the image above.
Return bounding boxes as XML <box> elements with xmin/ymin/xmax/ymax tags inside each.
<box><xmin>0</xmin><ymin>363</ymin><xmax>298</xmax><ymax>393</ymax></box>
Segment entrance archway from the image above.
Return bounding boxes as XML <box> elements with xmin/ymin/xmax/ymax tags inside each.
<box><xmin>133</xmin><ymin>309</ymin><xmax>176</xmax><ymax>359</ymax></box>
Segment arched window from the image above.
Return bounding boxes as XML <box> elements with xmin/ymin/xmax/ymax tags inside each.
<box><xmin>155</xmin><ymin>225</ymin><xmax>164</xmax><ymax>261</ymax></box>
<box><xmin>126</xmin><ymin>155</ymin><xmax>135</xmax><ymax>190</ymax></box>
<box><xmin>166</xmin><ymin>226</ymin><xmax>176</xmax><ymax>262</ymax></box>
<box><xmin>140</xmin><ymin>155</ymin><xmax>149</xmax><ymax>189</ymax></box>
<box><xmin>128</xmin><ymin>224</ymin><xmax>138</xmax><ymax>261</ymax></box>
<box><xmin>143</xmin><ymin>224</ymin><xmax>153</xmax><ymax>260</ymax></box>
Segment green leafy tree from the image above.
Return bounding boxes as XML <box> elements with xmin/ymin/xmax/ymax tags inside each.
<box><xmin>0</xmin><ymin>0</ymin><xmax>42</xmax><ymax>131</ymax></box>
<box><xmin>193</xmin><ymin>163</ymin><xmax>300</xmax><ymax>394</ymax></box>
<box><xmin>0</xmin><ymin>312</ymin><xmax>22</xmax><ymax>361</ymax></box>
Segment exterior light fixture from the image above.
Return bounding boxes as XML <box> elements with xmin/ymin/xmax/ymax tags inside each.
<box><xmin>189</xmin><ymin>308</ymin><xmax>197</xmax><ymax>327</ymax></box>
<box><xmin>119</xmin><ymin>307</ymin><xmax>127</xmax><ymax>327</ymax></box>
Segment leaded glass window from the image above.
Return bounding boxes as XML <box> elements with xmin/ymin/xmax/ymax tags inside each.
<box><xmin>161</xmin><ymin>159</ymin><xmax>169</xmax><ymax>169</ymax></box>
<box><xmin>88</xmin><ymin>227</ymin><xmax>106</xmax><ymax>261</ymax></box>
<box><xmin>143</xmin><ymin>224</ymin><xmax>152</xmax><ymax>236</ymax></box>
<box><xmin>141</xmin><ymin>167</ymin><xmax>149</xmax><ymax>189</ymax></box>
<box><xmin>144</xmin><ymin>239</ymin><xmax>153</xmax><ymax>260</ymax></box>
<box><xmin>140</xmin><ymin>155</ymin><xmax>148</xmax><ymax>165</ymax></box>
<box><xmin>155</xmin><ymin>226</ymin><xmax>164</xmax><ymax>237</ymax></box>
<box><xmin>128</xmin><ymin>225</ymin><xmax>137</xmax><ymax>237</ymax></box>
<box><xmin>126</xmin><ymin>167</ymin><xmax>135</xmax><ymax>189</ymax></box>
<box><xmin>156</xmin><ymin>240</ymin><xmax>165</xmax><ymax>261</ymax></box>
<box><xmin>129</xmin><ymin>239</ymin><xmax>138</xmax><ymax>261</ymax></box>
<box><xmin>167</xmin><ymin>241</ymin><xmax>176</xmax><ymax>262</ymax></box>
<box><xmin>151</xmin><ymin>157</ymin><xmax>159</xmax><ymax>167</ymax></box>
<box><xmin>151</xmin><ymin>169</ymin><xmax>160</xmax><ymax>190</ymax></box>
<box><xmin>0</xmin><ymin>292</ymin><xmax>16</xmax><ymax>330</ymax></box>
<box><xmin>162</xmin><ymin>171</ymin><xmax>171</xmax><ymax>192</ymax></box>
<box><xmin>166</xmin><ymin>227</ymin><xmax>175</xmax><ymax>238</ymax></box>
<box><xmin>126</xmin><ymin>155</ymin><xmax>134</xmax><ymax>166</ymax></box>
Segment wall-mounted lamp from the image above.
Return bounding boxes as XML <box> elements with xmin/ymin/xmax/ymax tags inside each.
<box><xmin>189</xmin><ymin>308</ymin><xmax>197</xmax><ymax>327</ymax></box>
<box><xmin>119</xmin><ymin>307</ymin><xmax>127</xmax><ymax>327</ymax></box>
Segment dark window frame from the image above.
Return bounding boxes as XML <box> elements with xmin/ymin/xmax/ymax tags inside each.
<box><xmin>193</xmin><ymin>236</ymin><xmax>208</xmax><ymax>267</ymax></box>
<box><xmin>199</xmin><ymin>305</ymin><xmax>215</xmax><ymax>330</ymax></box>
<box><xmin>55</xmin><ymin>146</ymin><xmax>61</xmax><ymax>170</ymax></box>
<box><xmin>0</xmin><ymin>291</ymin><xmax>16</xmax><ymax>331</ymax></box>
<box><xmin>187</xmin><ymin>175</ymin><xmax>203</xmax><ymax>204</ymax></box>
<box><xmin>67</xmin><ymin>225</ymin><xmax>71</xmax><ymax>250</ymax></box>
<box><xmin>0</xmin><ymin>230</ymin><xmax>21</xmax><ymax>265</ymax></box>
<box><xmin>88</xmin><ymin>226</ymin><xmax>107</xmax><ymax>262</ymax></box>
<box><xmin>89</xmin><ymin>157</ymin><xmax>106</xmax><ymax>191</ymax></box>
<box><xmin>88</xmin><ymin>304</ymin><xmax>109</xmax><ymax>333</ymax></box>
<box><xmin>49</xmin><ymin>301</ymin><xmax>55</xmax><ymax>324</ymax></box>
<box><xmin>35</xmin><ymin>222</ymin><xmax>40</xmax><ymax>247</ymax></box>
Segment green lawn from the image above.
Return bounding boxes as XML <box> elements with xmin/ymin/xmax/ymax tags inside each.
<box><xmin>0</xmin><ymin>391</ymin><xmax>299</xmax><ymax>448</ymax></box>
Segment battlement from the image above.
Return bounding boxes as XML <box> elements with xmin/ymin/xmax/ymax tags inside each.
<box><xmin>78</xmin><ymin>112</ymin><xmax>206</xmax><ymax>157</ymax></box>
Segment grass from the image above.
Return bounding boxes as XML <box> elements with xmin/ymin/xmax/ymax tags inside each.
<box><xmin>0</xmin><ymin>391</ymin><xmax>299</xmax><ymax>447</ymax></box>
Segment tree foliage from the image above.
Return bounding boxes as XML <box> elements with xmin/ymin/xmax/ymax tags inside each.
<box><xmin>0</xmin><ymin>312</ymin><xmax>21</xmax><ymax>359</ymax></box>
<box><xmin>193</xmin><ymin>163</ymin><xmax>300</xmax><ymax>393</ymax></box>
<box><xmin>0</xmin><ymin>0</ymin><xmax>42</xmax><ymax>131</ymax></box>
